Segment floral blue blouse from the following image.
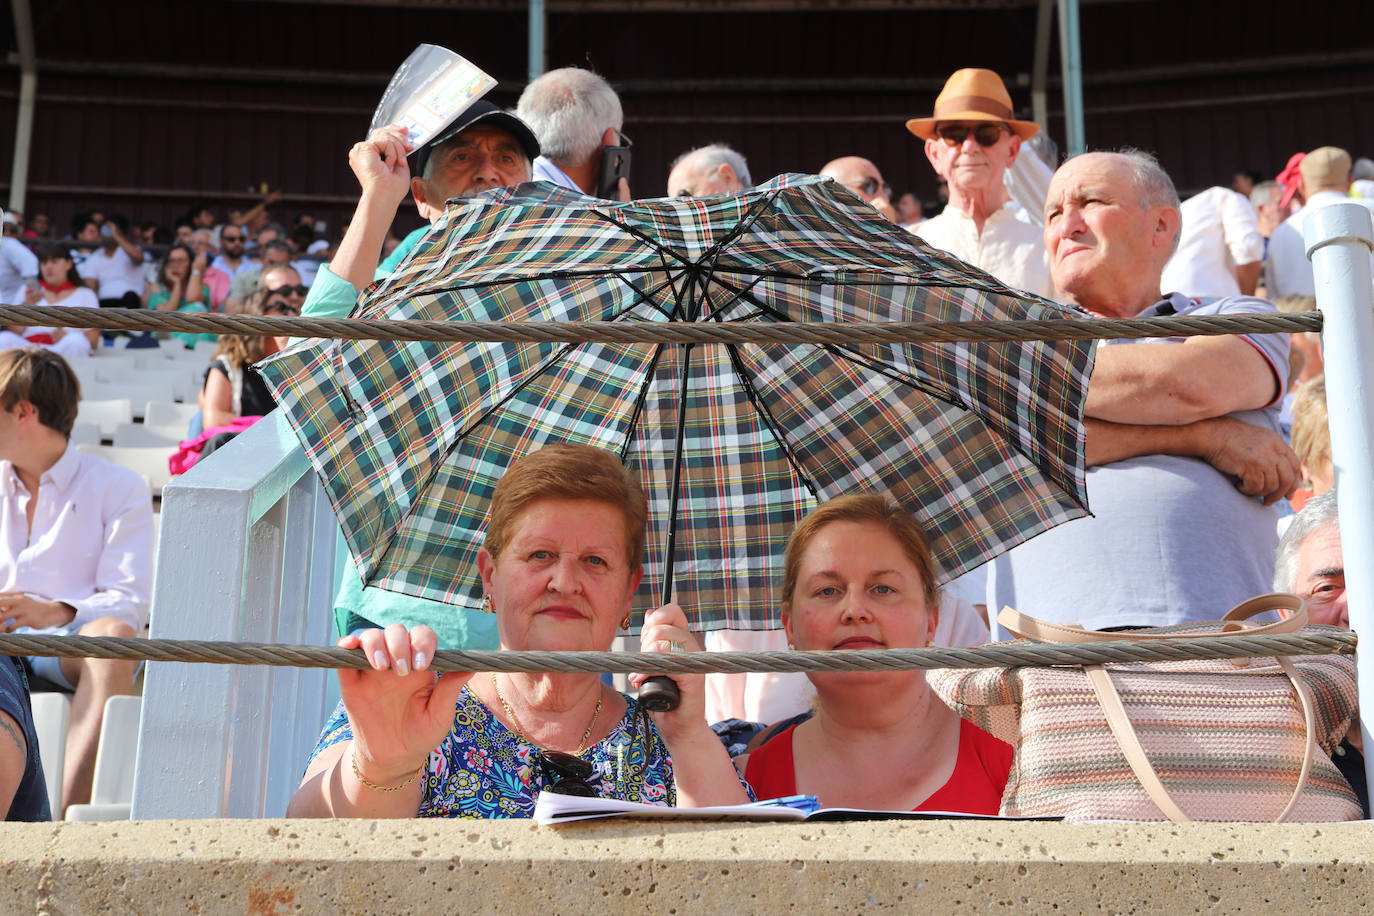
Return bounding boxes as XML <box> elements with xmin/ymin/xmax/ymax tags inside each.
<box><xmin>307</xmin><ymin>686</ymin><xmax>676</xmax><ymax>818</ymax></box>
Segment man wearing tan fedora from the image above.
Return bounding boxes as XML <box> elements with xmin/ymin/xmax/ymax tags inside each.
<box><xmin>907</xmin><ymin>68</ymin><xmax>1053</xmax><ymax>299</ymax></box>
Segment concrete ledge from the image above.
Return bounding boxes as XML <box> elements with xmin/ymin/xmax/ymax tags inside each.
<box><xmin>0</xmin><ymin>819</ymin><xmax>1370</xmax><ymax>912</ymax></box>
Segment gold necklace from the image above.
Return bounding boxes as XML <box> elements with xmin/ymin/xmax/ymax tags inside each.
<box><xmin>489</xmin><ymin>673</ymin><xmax>603</xmax><ymax>755</ymax></box>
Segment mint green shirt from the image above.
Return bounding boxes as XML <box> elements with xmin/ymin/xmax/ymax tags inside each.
<box><xmin>300</xmin><ymin>227</ymin><xmax>497</xmax><ymax>650</ymax></box>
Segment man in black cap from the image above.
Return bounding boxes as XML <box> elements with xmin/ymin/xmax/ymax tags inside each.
<box><xmin>298</xmin><ymin>99</ymin><xmax>540</xmax><ymax>653</ymax></box>
<box><xmin>305</xmin><ymin>98</ymin><xmax>540</xmax><ymax>306</ymax></box>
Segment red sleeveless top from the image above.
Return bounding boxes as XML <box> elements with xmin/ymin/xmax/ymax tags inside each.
<box><xmin>744</xmin><ymin>719</ymin><xmax>1012</xmax><ymax>815</ymax></box>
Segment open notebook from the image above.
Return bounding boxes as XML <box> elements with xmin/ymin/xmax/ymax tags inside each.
<box><xmin>534</xmin><ymin>793</ymin><xmax>1055</xmax><ymax>825</ymax></box>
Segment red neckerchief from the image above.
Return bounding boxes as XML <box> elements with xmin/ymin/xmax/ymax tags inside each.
<box><xmin>39</xmin><ymin>280</ymin><xmax>76</xmax><ymax>294</ymax></box>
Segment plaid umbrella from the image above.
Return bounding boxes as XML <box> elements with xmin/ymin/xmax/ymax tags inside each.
<box><xmin>257</xmin><ymin>175</ymin><xmax>1093</xmax><ymax>634</ymax></box>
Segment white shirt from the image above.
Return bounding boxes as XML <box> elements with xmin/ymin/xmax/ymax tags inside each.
<box><xmin>913</xmin><ymin>202</ymin><xmax>1055</xmax><ymax>299</ymax></box>
<box><xmin>1268</xmin><ymin>189</ymin><xmax>1374</xmax><ymax>298</ymax></box>
<box><xmin>208</xmin><ymin>253</ymin><xmax>252</xmax><ymax>281</ymax></box>
<box><xmin>531</xmin><ymin>156</ymin><xmax>582</xmax><ymax>192</ymax></box>
<box><xmin>81</xmin><ymin>246</ymin><xmax>145</xmax><ymax>300</ymax></box>
<box><xmin>0</xmin><ymin>238</ymin><xmax>37</xmax><ymax>305</ymax></box>
<box><xmin>1161</xmin><ymin>186</ymin><xmax>1264</xmax><ymax>299</ymax></box>
<box><xmin>1</xmin><ymin>445</ymin><xmax>153</xmax><ymax>633</ymax></box>
<box><xmin>21</xmin><ymin>285</ymin><xmax>98</xmax><ymax>341</ymax></box>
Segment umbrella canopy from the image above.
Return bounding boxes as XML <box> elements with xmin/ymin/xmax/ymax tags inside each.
<box><xmin>257</xmin><ymin>175</ymin><xmax>1094</xmax><ymax>634</ymax></box>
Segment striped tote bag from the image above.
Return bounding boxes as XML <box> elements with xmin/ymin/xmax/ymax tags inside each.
<box><xmin>928</xmin><ymin>594</ymin><xmax>1362</xmax><ymax>822</ymax></box>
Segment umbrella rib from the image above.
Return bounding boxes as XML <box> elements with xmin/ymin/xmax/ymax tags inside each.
<box><xmin>589</xmin><ymin>210</ymin><xmax>698</xmax><ymax>270</ymax></box>
<box><xmin>617</xmin><ymin>342</ymin><xmax>666</xmax><ymax>465</ymax></box>
<box><xmin>723</xmin><ymin>344</ymin><xmax>822</xmax><ymax>501</ymax></box>
<box><xmin>697</xmin><ymin>269</ymin><xmax>972</xmax><ymax>407</ymax></box>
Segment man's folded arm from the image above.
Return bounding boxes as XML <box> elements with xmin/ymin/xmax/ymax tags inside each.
<box><xmin>1084</xmin><ymin>334</ymin><xmax>1283</xmax><ymax>426</ymax></box>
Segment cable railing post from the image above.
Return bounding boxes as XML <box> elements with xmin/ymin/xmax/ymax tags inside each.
<box><xmin>1306</xmin><ymin>200</ymin><xmax>1374</xmax><ymax>801</ymax></box>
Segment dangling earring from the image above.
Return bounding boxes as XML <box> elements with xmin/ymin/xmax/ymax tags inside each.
<box><xmin>482</xmin><ymin>595</ymin><xmax>495</xmax><ymax>615</ymax></box>
<box><xmin>621</xmin><ymin>614</ymin><xmax>632</xmax><ymax>630</ymax></box>
<box><xmin>787</xmin><ymin>643</ymin><xmax>796</xmax><ymax>650</ymax></box>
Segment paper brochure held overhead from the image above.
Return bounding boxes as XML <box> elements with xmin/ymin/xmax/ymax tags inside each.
<box><xmin>370</xmin><ymin>44</ymin><xmax>498</xmax><ymax>151</ymax></box>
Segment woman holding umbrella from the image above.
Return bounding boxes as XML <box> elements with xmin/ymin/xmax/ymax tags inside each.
<box><xmin>287</xmin><ymin>443</ymin><xmax>750</xmax><ymax>818</ymax></box>
<box><xmin>739</xmin><ymin>494</ymin><xmax>1012</xmax><ymax>814</ymax></box>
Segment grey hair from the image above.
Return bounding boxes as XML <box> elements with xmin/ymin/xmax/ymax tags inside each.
<box><xmin>670</xmin><ymin>143</ymin><xmax>753</xmax><ymax>186</ymax></box>
<box><xmin>1250</xmin><ymin>179</ymin><xmax>1280</xmax><ymax>210</ymax></box>
<box><xmin>1354</xmin><ymin>158</ymin><xmax>1374</xmax><ymax>182</ymax></box>
<box><xmin>1066</xmin><ymin>148</ymin><xmax>1181</xmax><ymax>254</ymax></box>
<box><xmin>1274</xmin><ymin>489</ymin><xmax>1341</xmax><ymax>592</ymax></box>
<box><xmin>516</xmin><ymin>67</ymin><xmax>623</xmax><ymax>167</ymax></box>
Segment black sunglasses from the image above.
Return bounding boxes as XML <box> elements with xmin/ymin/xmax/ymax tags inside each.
<box><xmin>265</xmin><ymin>303</ymin><xmax>300</xmax><ymax>316</ymax></box>
<box><xmin>266</xmin><ymin>284</ymin><xmax>308</xmax><ymax>298</ymax></box>
<box><xmin>936</xmin><ymin>123</ymin><xmax>1008</xmax><ymax>148</ymax></box>
<box><xmin>538</xmin><ymin>751</ymin><xmax>600</xmax><ymax>797</ymax></box>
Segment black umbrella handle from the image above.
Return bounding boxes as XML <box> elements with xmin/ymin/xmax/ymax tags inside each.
<box><xmin>638</xmin><ymin>676</ymin><xmax>681</xmax><ymax>712</ymax></box>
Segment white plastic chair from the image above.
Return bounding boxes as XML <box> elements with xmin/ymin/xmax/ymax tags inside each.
<box><xmin>81</xmin><ymin>384</ymin><xmax>176</xmax><ymax>417</ymax></box>
<box><xmin>77</xmin><ymin>444</ymin><xmax>173</xmax><ymax>497</ymax></box>
<box><xmin>64</xmin><ymin>695</ymin><xmax>141</xmax><ymax>822</ymax></box>
<box><xmin>112</xmin><ymin>423</ymin><xmax>182</xmax><ymax>449</ymax></box>
<box><xmin>76</xmin><ymin>399</ymin><xmax>133</xmax><ymax>438</ymax></box>
<box><xmin>131</xmin><ymin>352</ymin><xmax>177</xmax><ymax>370</ymax></box>
<box><xmin>144</xmin><ymin>400</ymin><xmax>200</xmax><ymax>434</ymax></box>
<box><xmin>29</xmin><ymin>692</ymin><xmax>70</xmax><ymax>818</ymax></box>
<box><xmin>70</xmin><ymin>420</ymin><xmax>101</xmax><ymax>447</ymax></box>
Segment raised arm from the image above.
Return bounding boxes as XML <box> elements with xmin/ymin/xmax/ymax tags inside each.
<box><xmin>287</xmin><ymin>625</ymin><xmax>469</xmax><ymax>818</ymax></box>
<box><xmin>329</xmin><ymin>126</ymin><xmax>415</xmax><ymax>294</ymax></box>
<box><xmin>635</xmin><ymin>604</ymin><xmax>752</xmax><ymax>807</ymax></box>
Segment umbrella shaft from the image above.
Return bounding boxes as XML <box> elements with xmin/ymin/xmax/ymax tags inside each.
<box><xmin>661</xmin><ymin>342</ymin><xmax>696</xmax><ymax>606</ymax></box>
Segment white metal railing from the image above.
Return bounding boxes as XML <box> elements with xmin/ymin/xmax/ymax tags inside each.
<box><xmin>131</xmin><ymin>413</ymin><xmax>340</xmax><ymax>818</ymax></box>
<box><xmin>128</xmin><ymin>204</ymin><xmax>1374</xmax><ymax>819</ymax></box>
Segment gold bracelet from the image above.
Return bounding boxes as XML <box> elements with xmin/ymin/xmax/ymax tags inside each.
<box><xmin>350</xmin><ymin>749</ymin><xmax>424</xmax><ymax>793</ymax></box>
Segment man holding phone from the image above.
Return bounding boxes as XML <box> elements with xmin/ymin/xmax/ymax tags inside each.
<box><xmin>516</xmin><ymin>67</ymin><xmax>631</xmax><ymax>200</ymax></box>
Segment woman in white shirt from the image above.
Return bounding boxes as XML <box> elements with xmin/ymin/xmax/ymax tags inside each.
<box><xmin>0</xmin><ymin>243</ymin><xmax>99</xmax><ymax>358</ymax></box>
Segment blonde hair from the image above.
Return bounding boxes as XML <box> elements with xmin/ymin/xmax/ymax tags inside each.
<box><xmin>1290</xmin><ymin>375</ymin><xmax>1329</xmax><ymax>473</ymax></box>
<box><xmin>211</xmin><ymin>285</ymin><xmax>272</xmax><ymax>370</ymax></box>
<box><xmin>781</xmin><ymin>493</ymin><xmax>940</xmax><ymax>609</ymax></box>
<box><xmin>484</xmin><ymin>443</ymin><xmax>647</xmax><ymax>567</ymax></box>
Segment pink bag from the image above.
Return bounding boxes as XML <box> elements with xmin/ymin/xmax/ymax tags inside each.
<box><xmin>168</xmin><ymin>416</ymin><xmax>263</xmax><ymax>474</ymax></box>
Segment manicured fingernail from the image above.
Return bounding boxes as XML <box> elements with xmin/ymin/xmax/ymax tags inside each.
<box><xmin>372</xmin><ymin>650</ymin><xmax>387</xmax><ymax>670</ymax></box>
<box><xmin>395</xmin><ymin>657</ymin><xmax>409</xmax><ymax>677</ymax></box>
<box><xmin>413</xmin><ymin>651</ymin><xmax>427</xmax><ymax>670</ymax></box>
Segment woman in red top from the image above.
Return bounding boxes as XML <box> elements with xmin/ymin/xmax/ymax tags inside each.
<box><xmin>740</xmin><ymin>494</ymin><xmax>1011</xmax><ymax>814</ymax></box>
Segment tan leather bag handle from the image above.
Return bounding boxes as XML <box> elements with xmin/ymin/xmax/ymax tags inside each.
<box><xmin>1085</xmin><ymin>656</ymin><xmax>1317</xmax><ymax>824</ymax></box>
<box><xmin>998</xmin><ymin>594</ymin><xmax>1316</xmax><ymax>824</ymax></box>
<box><xmin>997</xmin><ymin>593</ymin><xmax>1308</xmax><ymax>642</ymax></box>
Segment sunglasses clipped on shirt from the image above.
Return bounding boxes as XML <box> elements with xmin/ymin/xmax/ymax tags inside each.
<box><xmin>538</xmin><ymin>751</ymin><xmax>600</xmax><ymax>797</ymax></box>
<box><xmin>935</xmin><ymin>123</ymin><xmax>1010</xmax><ymax>148</ymax></box>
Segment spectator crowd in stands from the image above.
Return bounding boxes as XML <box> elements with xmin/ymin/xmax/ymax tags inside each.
<box><xmin>0</xmin><ymin>60</ymin><xmax>1366</xmax><ymax>824</ymax></box>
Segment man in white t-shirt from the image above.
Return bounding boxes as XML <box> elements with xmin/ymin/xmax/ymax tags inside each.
<box><xmin>905</xmin><ymin>68</ymin><xmax>1053</xmax><ymax>299</ymax></box>
<box><xmin>80</xmin><ymin>215</ymin><xmax>145</xmax><ymax>309</ymax></box>
<box><xmin>1160</xmin><ymin>186</ymin><xmax>1264</xmax><ymax>298</ymax></box>
<box><xmin>0</xmin><ymin>348</ymin><xmax>152</xmax><ymax>812</ymax></box>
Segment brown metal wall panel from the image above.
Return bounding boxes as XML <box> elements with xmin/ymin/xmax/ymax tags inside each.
<box><xmin>2</xmin><ymin>0</ymin><xmax>1373</xmax><ymax>243</ymax></box>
